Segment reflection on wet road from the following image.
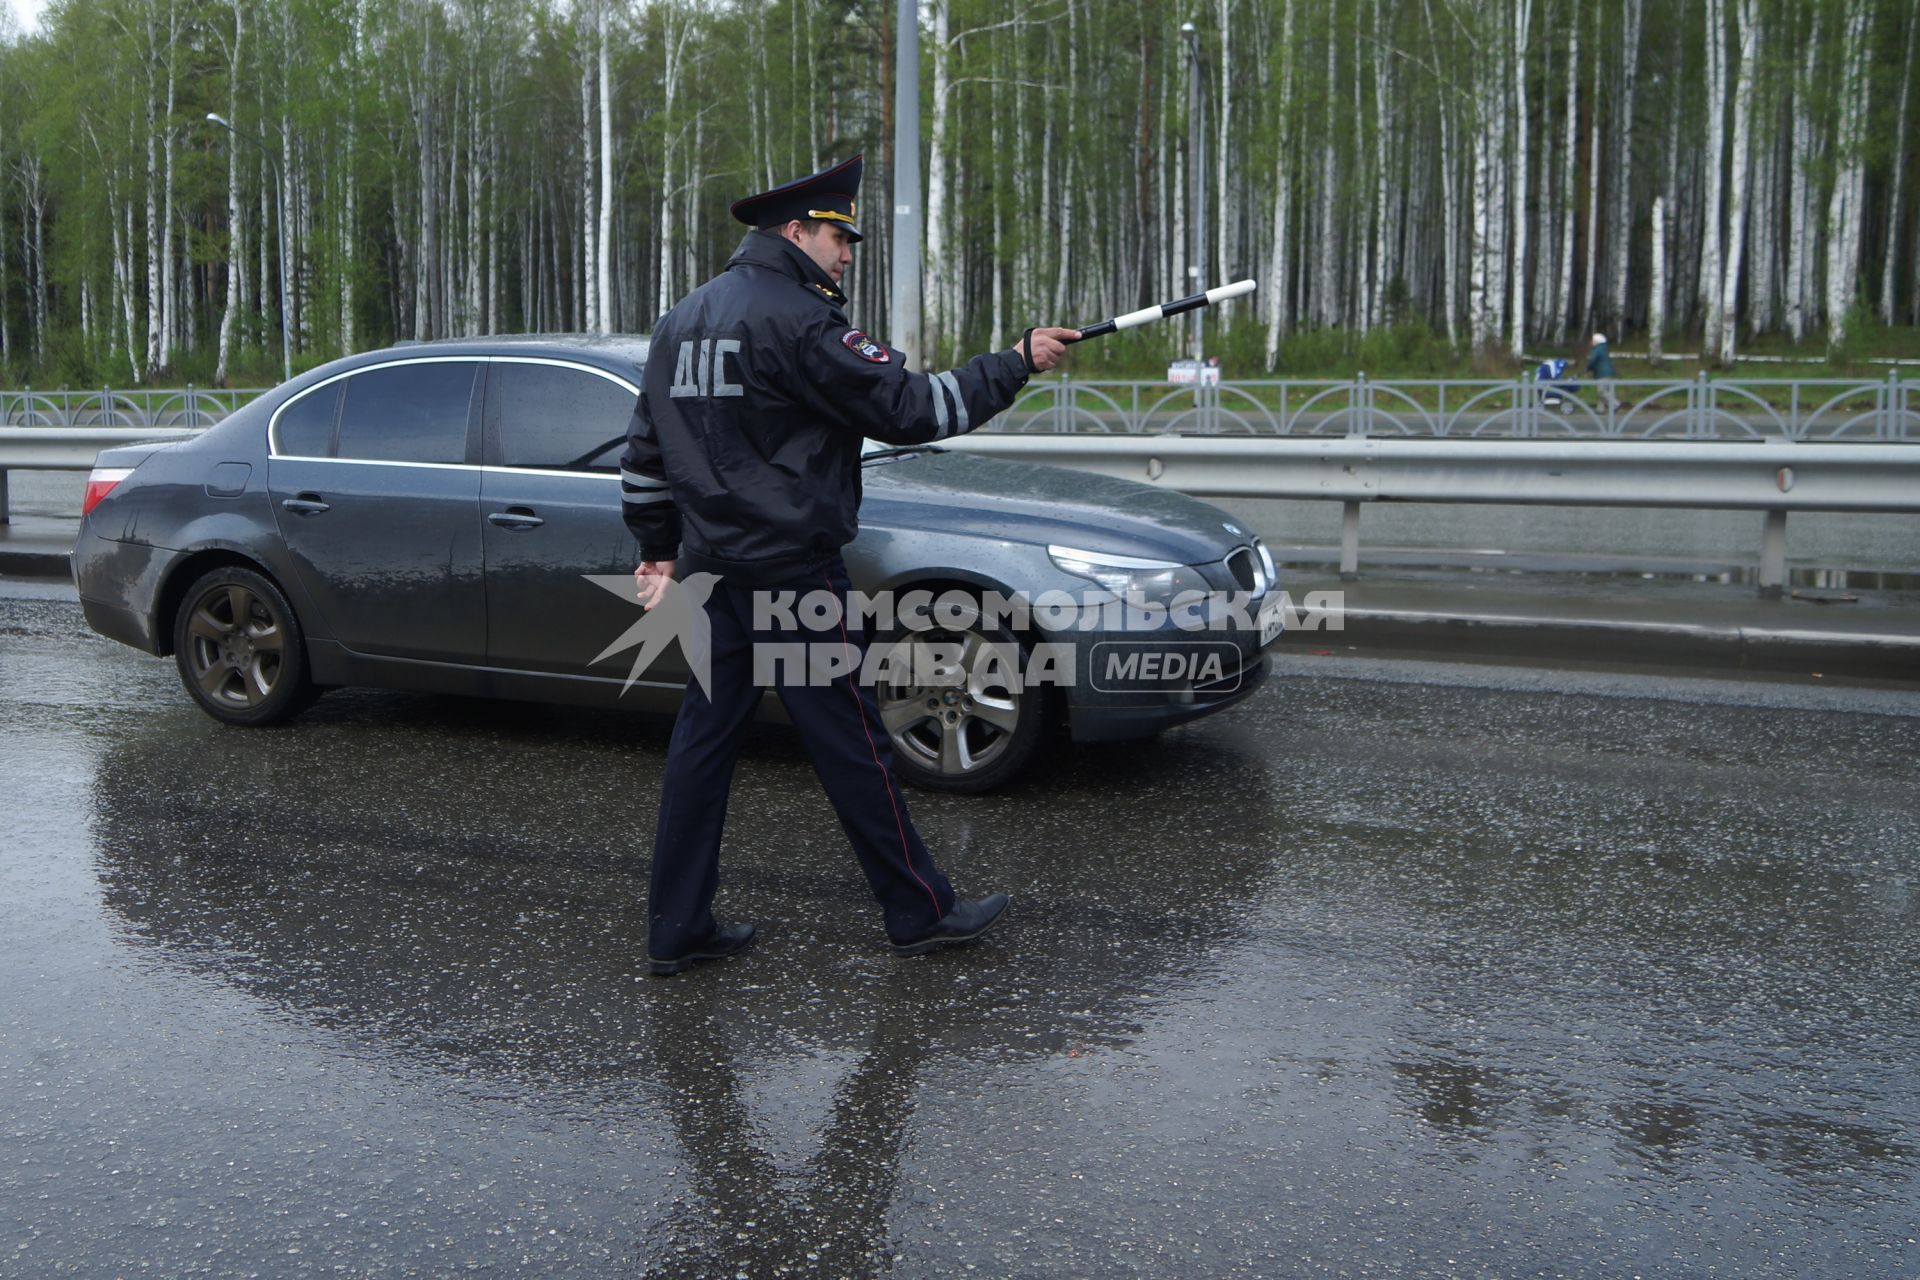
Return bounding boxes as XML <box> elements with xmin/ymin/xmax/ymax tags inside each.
<box><xmin>3</xmin><ymin>592</ymin><xmax>1917</xmax><ymax>1276</ymax></box>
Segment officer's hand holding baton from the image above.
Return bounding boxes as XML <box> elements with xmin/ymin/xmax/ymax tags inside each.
<box><xmin>1013</xmin><ymin>327</ymin><xmax>1082</xmax><ymax>373</ymax></box>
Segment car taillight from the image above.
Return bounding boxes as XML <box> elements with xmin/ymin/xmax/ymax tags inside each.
<box><xmin>82</xmin><ymin>467</ymin><xmax>135</xmax><ymax>516</ymax></box>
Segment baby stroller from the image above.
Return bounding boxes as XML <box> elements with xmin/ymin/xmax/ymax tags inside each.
<box><xmin>1534</xmin><ymin>357</ymin><xmax>1580</xmax><ymax>413</ymax></box>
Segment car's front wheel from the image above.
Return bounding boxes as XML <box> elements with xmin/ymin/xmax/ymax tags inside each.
<box><xmin>171</xmin><ymin>565</ymin><xmax>314</xmax><ymax>726</ymax></box>
<box><xmin>871</xmin><ymin>599</ymin><xmax>1048</xmax><ymax>793</ymax></box>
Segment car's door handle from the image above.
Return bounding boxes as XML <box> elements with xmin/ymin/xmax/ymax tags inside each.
<box><xmin>281</xmin><ymin>495</ymin><xmax>331</xmax><ymax>515</ymax></box>
<box><xmin>487</xmin><ymin>508</ymin><xmax>545</xmax><ymax>530</ymax></box>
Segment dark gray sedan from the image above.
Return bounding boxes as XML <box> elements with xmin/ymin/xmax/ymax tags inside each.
<box><xmin>74</xmin><ymin>337</ymin><xmax>1282</xmax><ymax>791</ymax></box>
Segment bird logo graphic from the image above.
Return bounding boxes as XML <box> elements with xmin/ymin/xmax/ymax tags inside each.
<box><xmin>583</xmin><ymin>572</ymin><xmax>722</xmax><ymax>700</ymax></box>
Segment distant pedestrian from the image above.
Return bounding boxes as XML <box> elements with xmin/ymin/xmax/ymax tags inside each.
<box><xmin>1586</xmin><ymin>333</ymin><xmax>1619</xmax><ymax>411</ymax></box>
<box><xmin>1534</xmin><ymin>356</ymin><xmax>1575</xmax><ymax>412</ymax></box>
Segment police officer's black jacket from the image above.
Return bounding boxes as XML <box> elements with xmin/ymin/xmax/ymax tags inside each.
<box><xmin>620</xmin><ymin>231</ymin><xmax>1031</xmax><ymax>584</ymax></box>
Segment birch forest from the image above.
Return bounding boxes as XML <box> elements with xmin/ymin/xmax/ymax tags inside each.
<box><xmin>0</xmin><ymin>0</ymin><xmax>1915</xmax><ymax>386</ymax></box>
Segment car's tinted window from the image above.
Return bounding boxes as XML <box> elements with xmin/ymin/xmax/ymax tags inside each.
<box><xmin>275</xmin><ymin>384</ymin><xmax>338</xmax><ymax>456</ymax></box>
<box><xmin>487</xmin><ymin>362</ymin><xmax>635</xmax><ymax>470</ymax></box>
<box><xmin>335</xmin><ymin>361</ymin><xmax>477</xmax><ymax>464</ymax></box>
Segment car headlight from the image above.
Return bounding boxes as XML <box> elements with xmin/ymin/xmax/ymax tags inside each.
<box><xmin>1254</xmin><ymin>538</ymin><xmax>1278</xmax><ymax>590</ymax></box>
<box><xmin>1048</xmin><ymin>544</ymin><xmax>1210</xmax><ymax>604</ymax></box>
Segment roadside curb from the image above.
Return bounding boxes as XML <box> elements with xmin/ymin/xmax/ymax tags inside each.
<box><xmin>0</xmin><ymin>546</ymin><xmax>72</xmax><ymax>578</ymax></box>
<box><xmin>1326</xmin><ymin>606</ymin><xmax>1920</xmax><ymax>681</ymax></box>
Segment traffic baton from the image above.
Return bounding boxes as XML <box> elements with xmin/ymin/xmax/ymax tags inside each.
<box><xmin>1066</xmin><ymin>279</ymin><xmax>1257</xmax><ymax>342</ymax></box>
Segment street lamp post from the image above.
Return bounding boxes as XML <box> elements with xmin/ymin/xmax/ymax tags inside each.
<box><xmin>207</xmin><ymin>113</ymin><xmax>292</xmax><ymax>383</ymax></box>
<box><xmin>890</xmin><ymin>0</ymin><xmax>922</xmax><ymax>368</ymax></box>
<box><xmin>1181</xmin><ymin>22</ymin><xmax>1206</xmax><ymax>367</ymax></box>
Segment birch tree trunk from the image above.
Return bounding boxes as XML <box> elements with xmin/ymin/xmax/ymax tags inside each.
<box><xmin>1370</xmin><ymin>49</ymin><xmax>1391</xmax><ymax>331</ymax></box>
<box><xmin>685</xmin><ymin>106</ymin><xmax>703</xmax><ymax>305</ymax></box>
<box><xmin>1785</xmin><ymin>8</ymin><xmax>1817</xmax><ymax>342</ymax></box>
<box><xmin>119</xmin><ymin>199</ymin><xmax>141</xmax><ymax>383</ymax></box>
<box><xmin>1555</xmin><ymin>12</ymin><xmax>1578</xmax><ymax>339</ymax></box>
<box><xmin>1468</xmin><ymin>15</ymin><xmax>1497</xmax><ymax>353</ymax></box>
<box><xmin>467</xmin><ymin>85</ymin><xmax>482</xmax><ymax>336</ymax></box>
<box><xmin>1606</xmin><ymin>0</ymin><xmax>1640</xmax><ymax>333</ymax></box>
<box><xmin>215</xmin><ymin>0</ymin><xmax>243</xmax><ymax>386</ymax></box>
<box><xmin>1315</xmin><ymin>36</ymin><xmax>1337</xmax><ymax>329</ymax></box>
<box><xmin>1880</xmin><ymin>4</ymin><xmax>1915</xmax><ymax>326</ymax></box>
<box><xmin>597</xmin><ymin>2</ymin><xmax>613</xmax><ymax>334</ymax></box>
<box><xmin>579</xmin><ymin>22</ymin><xmax>598</xmax><ymax>336</ymax></box>
<box><xmin>282</xmin><ymin>1</ymin><xmax>302</xmax><ymax>351</ymax></box>
<box><xmin>413</xmin><ymin>20</ymin><xmax>437</xmax><ymax>339</ymax></box>
<box><xmin>158</xmin><ymin>0</ymin><xmax>177</xmax><ymax>370</ymax></box>
<box><xmin>143</xmin><ymin>3</ymin><xmax>161</xmax><ymax>376</ymax></box>
<box><xmin>1215</xmin><ymin>0</ymin><xmax>1233</xmax><ymax>301</ymax></box>
<box><xmin>27</xmin><ymin>165</ymin><xmax>47</xmax><ymax>359</ymax></box>
<box><xmin>1746</xmin><ymin>101</ymin><xmax>1776</xmax><ymax>334</ymax></box>
<box><xmin>342</xmin><ymin>0</ymin><xmax>360</xmax><ymax>353</ymax></box>
<box><xmin>1718</xmin><ymin>0</ymin><xmax>1757</xmax><ymax>365</ymax></box>
<box><xmin>656</xmin><ymin>12</ymin><xmax>686</xmax><ymax>319</ymax></box>
<box><xmin>1700</xmin><ymin>0</ymin><xmax>1726</xmax><ymax>350</ymax></box>
<box><xmin>925</xmin><ymin>0</ymin><xmax>951</xmax><ymax>361</ymax></box>
<box><xmin>1581</xmin><ymin>3</ymin><xmax>1600</xmax><ymax>331</ymax></box>
<box><xmin>1426</xmin><ymin>0</ymin><xmax>1462</xmax><ymax>348</ymax></box>
<box><xmin>1649</xmin><ymin>195</ymin><xmax>1666</xmax><ymax>362</ymax></box>
<box><xmin>488</xmin><ymin>63</ymin><xmax>502</xmax><ymax>333</ymax></box>
<box><xmin>1507</xmin><ymin>0</ymin><xmax>1532</xmax><ymax>358</ymax></box>
<box><xmin>1051</xmin><ymin>0</ymin><xmax>1079</xmax><ymax>324</ymax></box>
<box><xmin>1825</xmin><ymin>0</ymin><xmax>1870</xmax><ymax>356</ymax></box>
<box><xmin>1263</xmin><ymin>0</ymin><xmax>1295</xmax><ymax>368</ymax></box>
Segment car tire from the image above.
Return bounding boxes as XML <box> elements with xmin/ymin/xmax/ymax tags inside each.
<box><xmin>171</xmin><ymin>565</ymin><xmax>316</xmax><ymax>726</ymax></box>
<box><xmin>871</xmin><ymin>596</ymin><xmax>1049</xmax><ymax>794</ymax></box>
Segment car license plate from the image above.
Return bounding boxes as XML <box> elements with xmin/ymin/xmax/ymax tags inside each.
<box><xmin>1257</xmin><ymin>596</ymin><xmax>1285</xmax><ymax>647</ymax></box>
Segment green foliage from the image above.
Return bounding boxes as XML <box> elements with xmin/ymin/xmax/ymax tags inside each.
<box><xmin>40</xmin><ymin>329</ymin><xmax>106</xmax><ymax>390</ymax></box>
<box><xmin>1826</xmin><ymin>297</ymin><xmax>1879</xmax><ymax>370</ymax></box>
<box><xmin>0</xmin><ymin>0</ymin><xmax>1916</xmax><ymax>389</ymax></box>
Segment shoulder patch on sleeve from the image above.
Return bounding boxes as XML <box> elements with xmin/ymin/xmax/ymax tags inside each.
<box><xmin>841</xmin><ymin>330</ymin><xmax>890</xmax><ymax>364</ymax></box>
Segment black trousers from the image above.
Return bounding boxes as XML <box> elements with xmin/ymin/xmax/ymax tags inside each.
<box><xmin>648</xmin><ymin>557</ymin><xmax>956</xmax><ymax>958</ymax></box>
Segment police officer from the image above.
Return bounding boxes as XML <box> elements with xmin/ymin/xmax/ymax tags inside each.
<box><xmin>621</xmin><ymin>155</ymin><xmax>1078</xmax><ymax>976</ymax></box>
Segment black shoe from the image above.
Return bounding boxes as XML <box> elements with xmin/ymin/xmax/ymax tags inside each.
<box><xmin>892</xmin><ymin>893</ymin><xmax>1010</xmax><ymax>957</ymax></box>
<box><xmin>649</xmin><ymin>922</ymin><xmax>757</xmax><ymax>977</ymax></box>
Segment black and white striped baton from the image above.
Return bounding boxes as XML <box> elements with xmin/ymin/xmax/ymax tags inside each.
<box><xmin>1067</xmin><ymin>279</ymin><xmax>1257</xmax><ymax>342</ymax></box>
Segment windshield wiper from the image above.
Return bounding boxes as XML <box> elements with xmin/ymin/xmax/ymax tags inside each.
<box><xmin>862</xmin><ymin>444</ymin><xmax>945</xmax><ymax>463</ymax></box>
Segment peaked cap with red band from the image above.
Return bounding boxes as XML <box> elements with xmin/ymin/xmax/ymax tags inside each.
<box><xmin>729</xmin><ymin>155</ymin><xmax>864</xmax><ymax>242</ymax></box>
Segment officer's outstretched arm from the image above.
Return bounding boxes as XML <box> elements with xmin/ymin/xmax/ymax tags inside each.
<box><xmin>793</xmin><ymin>317</ymin><xmax>1032</xmax><ymax>446</ymax></box>
<box><xmin>619</xmin><ymin>393</ymin><xmax>681</xmax><ymax>561</ymax></box>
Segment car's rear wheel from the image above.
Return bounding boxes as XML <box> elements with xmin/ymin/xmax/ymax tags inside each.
<box><xmin>872</xmin><ymin>599</ymin><xmax>1048</xmax><ymax>794</ymax></box>
<box><xmin>172</xmin><ymin>565</ymin><xmax>314</xmax><ymax>726</ymax></box>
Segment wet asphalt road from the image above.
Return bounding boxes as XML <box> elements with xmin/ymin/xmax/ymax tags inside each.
<box><xmin>3</xmin><ymin>584</ymin><xmax>1918</xmax><ymax>1278</ymax></box>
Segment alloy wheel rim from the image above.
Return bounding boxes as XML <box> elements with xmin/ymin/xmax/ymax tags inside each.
<box><xmin>184</xmin><ymin>584</ymin><xmax>285</xmax><ymax>709</ymax></box>
<box><xmin>874</xmin><ymin>628</ymin><xmax>1022</xmax><ymax>776</ymax></box>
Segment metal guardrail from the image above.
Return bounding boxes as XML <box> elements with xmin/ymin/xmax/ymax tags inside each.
<box><xmin>0</xmin><ymin>427</ymin><xmax>204</xmax><ymax>470</ymax></box>
<box><xmin>3</xmin><ymin>378</ymin><xmax>1916</xmax><ymax>593</ymax></box>
<box><xmin>996</xmin><ymin>373</ymin><xmax>1920</xmax><ymax>442</ymax></box>
<box><xmin>945</xmin><ymin>435</ymin><xmax>1920</xmax><ymax>509</ymax></box>
<box><xmin>947</xmin><ymin>435</ymin><xmax>1920</xmax><ymax>592</ymax></box>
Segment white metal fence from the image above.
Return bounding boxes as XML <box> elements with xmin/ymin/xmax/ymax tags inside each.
<box><xmin>0</xmin><ymin>388</ymin><xmax>268</xmax><ymax>431</ymax></box>
<box><xmin>994</xmin><ymin>373</ymin><xmax>1920</xmax><ymax>442</ymax></box>
<box><xmin>3</xmin><ymin>376</ymin><xmax>1916</xmax><ymax>441</ymax></box>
